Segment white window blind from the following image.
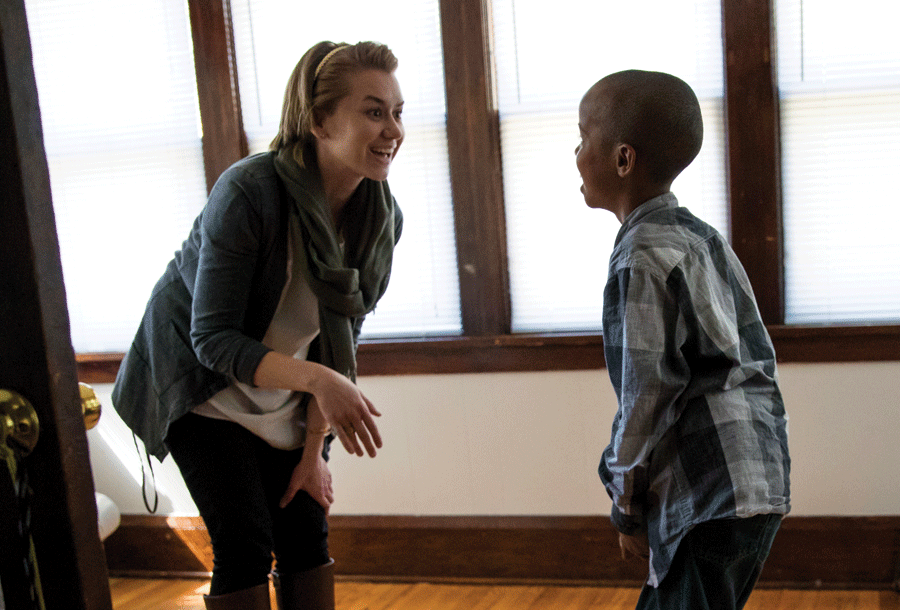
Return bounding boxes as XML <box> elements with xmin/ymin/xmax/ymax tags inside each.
<box><xmin>775</xmin><ymin>0</ymin><xmax>900</xmax><ymax>323</ymax></box>
<box><xmin>491</xmin><ymin>0</ymin><xmax>727</xmax><ymax>332</ymax></box>
<box><xmin>25</xmin><ymin>0</ymin><xmax>208</xmax><ymax>353</ymax></box>
<box><xmin>229</xmin><ymin>0</ymin><xmax>461</xmax><ymax>338</ymax></box>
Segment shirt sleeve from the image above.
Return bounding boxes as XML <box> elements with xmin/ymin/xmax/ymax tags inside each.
<box><xmin>189</xmin><ymin>168</ymin><xmax>272</xmax><ymax>385</ymax></box>
<box><xmin>599</xmin><ymin>262</ymin><xmax>691</xmax><ymax>534</ymax></box>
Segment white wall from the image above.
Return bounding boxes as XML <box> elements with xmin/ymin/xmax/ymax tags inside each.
<box><xmin>87</xmin><ymin>361</ymin><xmax>900</xmax><ymax>517</ymax></box>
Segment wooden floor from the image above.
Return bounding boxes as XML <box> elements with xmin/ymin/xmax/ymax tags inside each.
<box><xmin>110</xmin><ymin>577</ymin><xmax>900</xmax><ymax>610</ymax></box>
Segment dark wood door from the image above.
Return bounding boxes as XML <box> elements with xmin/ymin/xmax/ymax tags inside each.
<box><xmin>1</xmin><ymin>0</ymin><xmax>113</xmax><ymax>607</ymax></box>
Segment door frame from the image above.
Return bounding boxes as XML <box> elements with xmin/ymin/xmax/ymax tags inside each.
<box><xmin>1</xmin><ymin>0</ymin><xmax>113</xmax><ymax>607</ymax></box>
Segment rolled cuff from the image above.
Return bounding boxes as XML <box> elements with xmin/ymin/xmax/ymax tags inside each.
<box><xmin>610</xmin><ymin>503</ymin><xmax>646</xmax><ymax>535</ymax></box>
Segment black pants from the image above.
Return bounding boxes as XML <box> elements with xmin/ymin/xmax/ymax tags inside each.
<box><xmin>166</xmin><ymin>413</ymin><xmax>330</xmax><ymax>595</ymax></box>
<box><xmin>636</xmin><ymin>513</ymin><xmax>782</xmax><ymax>610</ymax></box>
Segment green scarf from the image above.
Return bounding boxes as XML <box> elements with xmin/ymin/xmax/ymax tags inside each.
<box><xmin>273</xmin><ymin>149</ymin><xmax>401</xmax><ymax>382</ymax></box>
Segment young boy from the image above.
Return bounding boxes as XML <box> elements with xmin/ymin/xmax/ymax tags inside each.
<box><xmin>576</xmin><ymin>70</ymin><xmax>791</xmax><ymax>610</ymax></box>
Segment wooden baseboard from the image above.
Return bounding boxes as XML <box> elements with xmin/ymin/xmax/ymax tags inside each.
<box><xmin>103</xmin><ymin>515</ymin><xmax>900</xmax><ymax>590</ymax></box>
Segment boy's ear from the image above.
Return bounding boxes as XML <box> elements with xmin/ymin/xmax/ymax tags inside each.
<box><xmin>615</xmin><ymin>144</ymin><xmax>636</xmax><ymax>178</ymax></box>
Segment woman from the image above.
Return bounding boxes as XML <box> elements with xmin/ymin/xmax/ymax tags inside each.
<box><xmin>112</xmin><ymin>41</ymin><xmax>404</xmax><ymax>610</ymax></box>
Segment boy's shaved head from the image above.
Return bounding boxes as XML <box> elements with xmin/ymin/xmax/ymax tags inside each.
<box><xmin>584</xmin><ymin>70</ymin><xmax>703</xmax><ymax>185</ymax></box>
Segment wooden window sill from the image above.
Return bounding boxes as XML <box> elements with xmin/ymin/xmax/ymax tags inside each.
<box><xmin>76</xmin><ymin>324</ymin><xmax>900</xmax><ymax>384</ymax></box>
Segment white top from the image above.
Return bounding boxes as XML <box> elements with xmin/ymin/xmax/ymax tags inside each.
<box><xmin>193</xmin><ymin>229</ymin><xmax>320</xmax><ymax>450</ymax></box>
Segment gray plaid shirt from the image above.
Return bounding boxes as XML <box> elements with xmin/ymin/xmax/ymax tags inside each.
<box><xmin>598</xmin><ymin>193</ymin><xmax>791</xmax><ymax>587</ymax></box>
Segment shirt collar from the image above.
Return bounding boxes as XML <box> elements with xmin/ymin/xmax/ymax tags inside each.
<box><xmin>615</xmin><ymin>192</ymin><xmax>679</xmax><ymax>245</ymax></box>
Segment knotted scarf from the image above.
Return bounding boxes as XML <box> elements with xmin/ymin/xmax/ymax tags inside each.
<box><xmin>273</xmin><ymin>149</ymin><xmax>401</xmax><ymax>382</ymax></box>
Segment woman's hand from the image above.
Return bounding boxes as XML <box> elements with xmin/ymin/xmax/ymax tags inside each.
<box><xmin>253</xmin><ymin>351</ymin><xmax>383</xmax><ymax>457</ymax></box>
<box><xmin>280</xmin><ymin>449</ymin><xmax>334</xmax><ymax>512</ymax></box>
<box><xmin>312</xmin><ymin>367</ymin><xmax>382</xmax><ymax>457</ymax></box>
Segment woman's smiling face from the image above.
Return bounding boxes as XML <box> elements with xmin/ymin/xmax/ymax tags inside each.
<box><xmin>314</xmin><ymin>69</ymin><xmax>405</xmax><ymax>186</ymax></box>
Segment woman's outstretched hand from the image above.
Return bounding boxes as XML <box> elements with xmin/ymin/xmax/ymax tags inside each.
<box><xmin>253</xmin><ymin>352</ymin><xmax>383</xmax><ymax>457</ymax></box>
<box><xmin>314</xmin><ymin>368</ymin><xmax>382</xmax><ymax>457</ymax></box>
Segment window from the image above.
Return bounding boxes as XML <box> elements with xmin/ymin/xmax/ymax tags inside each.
<box><xmin>775</xmin><ymin>0</ymin><xmax>900</xmax><ymax>323</ymax></box>
<box><xmin>229</xmin><ymin>0</ymin><xmax>461</xmax><ymax>338</ymax></box>
<box><xmin>491</xmin><ymin>0</ymin><xmax>727</xmax><ymax>331</ymax></box>
<box><xmin>26</xmin><ymin>0</ymin><xmax>208</xmax><ymax>353</ymax></box>
<box><xmin>26</xmin><ymin>0</ymin><xmax>897</xmax><ymax>377</ymax></box>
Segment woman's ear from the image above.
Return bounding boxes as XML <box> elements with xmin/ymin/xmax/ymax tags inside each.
<box><xmin>310</xmin><ymin>110</ymin><xmax>329</xmax><ymax>140</ymax></box>
<box><xmin>311</xmin><ymin>120</ymin><xmax>328</xmax><ymax>140</ymax></box>
<box><xmin>615</xmin><ymin>143</ymin><xmax>636</xmax><ymax>177</ymax></box>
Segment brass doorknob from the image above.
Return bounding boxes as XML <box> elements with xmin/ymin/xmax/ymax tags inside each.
<box><xmin>0</xmin><ymin>389</ymin><xmax>40</xmax><ymax>457</ymax></box>
<box><xmin>80</xmin><ymin>383</ymin><xmax>101</xmax><ymax>430</ymax></box>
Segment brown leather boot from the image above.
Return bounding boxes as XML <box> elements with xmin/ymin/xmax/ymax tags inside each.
<box><xmin>271</xmin><ymin>559</ymin><xmax>335</xmax><ymax>610</ymax></box>
<box><xmin>203</xmin><ymin>582</ymin><xmax>270</xmax><ymax>609</ymax></box>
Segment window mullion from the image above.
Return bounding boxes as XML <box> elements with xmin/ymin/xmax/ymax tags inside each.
<box><xmin>187</xmin><ymin>0</ymin><xmax>248</xmax><ymax>194</ymax></box>
<box><xmin>721</xmin><ymin>0</ymin><xmax>784</xmax><ymax>324</ymax></box>
<box><xmin>439</xmin><ymin>0</ymin><xmax>511</xmax><ymax>336</ymax></box>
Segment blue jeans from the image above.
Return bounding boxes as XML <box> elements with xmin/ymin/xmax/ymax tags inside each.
<box><xmin>166</xmin><ymin>413</ymin><xmax>331</xmax><ymax>595</ymax></box>
<box><xmin>636</xmin><ymin>513</ymin><xmax>782</xmax><ymax>610</ymax></box>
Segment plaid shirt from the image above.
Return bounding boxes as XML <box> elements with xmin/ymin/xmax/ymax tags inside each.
<box><xmin>598</xmin><ymin>193</ymin><xmax>791</xmax><ymax>587</ymax></box>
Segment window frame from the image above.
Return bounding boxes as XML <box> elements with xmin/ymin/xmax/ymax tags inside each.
<box><xmin>74</xmin><ymin>0</ymin><xmax>900</xmax><ymax>384</ymax></box>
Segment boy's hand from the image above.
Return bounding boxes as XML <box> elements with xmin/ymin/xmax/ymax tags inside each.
<box><xmin>618</xmin><ymin>532</ymin><xmax>650</xmax><ymax>561</ymax></box>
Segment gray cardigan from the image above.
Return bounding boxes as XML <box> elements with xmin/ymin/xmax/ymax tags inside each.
<box><xmin>112</xmin><ymin>152</ymin><xmax>369</xmax><ymax>461</ymax></box>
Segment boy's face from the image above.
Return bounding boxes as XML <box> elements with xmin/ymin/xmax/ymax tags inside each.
<box><xmin>575</xmin><ymin>87</ymin><xmax>617</xmax><ymax>212</ymax></box>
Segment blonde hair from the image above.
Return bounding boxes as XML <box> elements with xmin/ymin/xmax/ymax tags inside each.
<box><xmin>271</xmin><ymin>41</ymin><xmax>399</xmax><ymax>168</ymax></box>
